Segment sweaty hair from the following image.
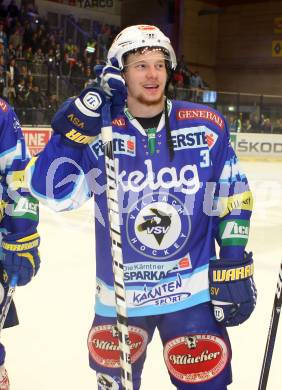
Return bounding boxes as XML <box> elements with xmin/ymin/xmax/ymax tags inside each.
<box><xmin>122</xmin><ymin>47</ymin><xmax>171</xmax><ymax>72</ymax></box>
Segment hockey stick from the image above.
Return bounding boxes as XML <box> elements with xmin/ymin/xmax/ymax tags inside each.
<box><xmin>101</xmin><ymin>103</ymin><xmax>133</xmax><ymax>390</ymax></box>
<box><xmin>0</xmin><ymin>275</ymin><xmax>17</xmax><ymax>333</ymax></box>
<box><xmin>258</xmin><ymin>260</ymin><xmax>282</xmax><ymax>390</ymax></box>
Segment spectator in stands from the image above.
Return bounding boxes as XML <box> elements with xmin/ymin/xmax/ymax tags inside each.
<box><xmin>7</xmin><ymin>42</ymin><xmax>15</xmax><ymax>58</ymax></box>
<box><xmin>85</xmin><ymin>38</ymin><xmax>96</xmax><ymax>56</ymax></box>
<box><xmin>37</xmin><ymin>25</ymin><xmax>47</xmax><ymax>47</ymax></box>
<box><xmin>191</xmin><ymin>71</ymin><xmax>205</xmax><ymax>89</ymax></box>
<box><xmin>0</xmin><ymin>66</ymin><xmax>5</xmax><ymax>97</ymax></box>
<box><xmin>15</xmin><ymin>77</ymin><xmax>27</xmax><ymax>120</ymax></box>
<box><xmin>23</xmin><ymin>45</ymin><xmax>33</xmax><ymax>61</ymax></box>
<box><xmin>229</xmin><ymin>114</ymin><xmax>242</xmax><ymax>133</ymax></box>
<box><xmin>18</xmin><ymin>64</ymin><xmax>29</xmax><ymax>84</ymax></box>
<box><xmin>242</xmin><ymin>118</ymin><xmax>253</xmax><ymax>133</ymax></box>
<box><xmin>6</xmin><ymin>78</ymin><xmax>16</xmax><ymax>105</ymax></box>
<box><xmin>30</xmin><ymin>31</ymin><xmax>40</xmax><ymax>53</ymax></box>
<box><xmin>33</xmin><ymin>47</ymin><xmax>45</xmax><ymax>73</ymax></box>
<box><xmin>25</xmin><ymin>83</ymin><xmax>45</xmax><ymax>124</ymax></box>
<box><xmin>26</xmin><ymin>74</ymin><xmax>34</xmax><ymax>90</ymax></box>
<box><xmin>7</xmin><ymin>56</ymin><xmax>19</xmax><ymax>80</ymax></box>
<box><xmin>190</xmin><ymin>70</ymin><xmax>205</xmax><ymax>102</ymax></box>
<box><xmin>261</xmin><ymin>117</ymin><xmax>273</xmax><ymax>133</ymax></box>
<box><xmin>83</xmin><ymin>66</ymin><xmax>95</xmax><ymax>88</ymax></box>
<box><xmin>273</xmin><ymin>118</ymin><xmax>282</xmax><ymax>133</ymax></box>
<box><xmin>14</xmin><ymin>43</ymin><xmax>23</xmax><ymax>60</ymax></box>
<box><xmin>177</xmin><ymin>55</ymin><xmax>191</xmax><ymax>89</ymax></box>
<box><xmin>64</xmin><ymin>38</ymin><xmax>78</xmax><ymax>60</ymax></box>
<box><xmin>69</xmin><ymin>59</ymin><xmax>85</xmax><ymax>92</ymax></box>
<box><xmin>0</xmin><ymin>40</ymin><xmax>6</xmax><ymax>63</ymax></box>
<box><xmin>8</xmin><ymin>27</ymin><xmax>23</xmax><ymax>51</ymax></box>
<box><xmin>45</xmin><ymin>93</ymin><xmax>58</xmax><ymax>123</ymax></box>
<box><xmin>173</xmin><ymin>65</ymin><xmax>184</xmax><ymax>87</ymax></box>
<box><xmin>53</xmin><ymin>42</ymin><xmax>62</xmax><ymax>75</ymax></box>
<box><xmin>82</xmin><ymin>50</ymin><xmax>96</xmax><ymax>74</ymax></box>
<box><xmin>0</xmin><ymin>21</ymin><xmax>7</xmax><ymax>47</ymax></box>
<box><xmin>250</xmin><ymin>113</ymin><xmax>262</xmax><ymax>133</ymax></box>
<box><xmin>182</xmin><ymin>65</ymin><xmax>191</xmax><ymax>89</ymax></box>
<box><xmin>47</xmin><ymin>32</ymin><xmax>57</xmax><ymax>53</ymax></box>
<box><xmin>171</xmin><ymin>63</ymin><xmax>192</xmax><ymax>99</ymax></box>
<box><xmin>61</xmin><ymin>51</ymin><xmax>71</xmax><ymax>76</ymax></box>
<box><xmin>0</xmin><ymin>54</ymin><xmax>5</xmax><ymax>72</ymax></box>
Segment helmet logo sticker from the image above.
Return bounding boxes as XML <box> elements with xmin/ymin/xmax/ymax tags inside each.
<box><xmin>138</xmin><ymin>25</ymin><xmax>158</xmax><ymax>31</ymax></box>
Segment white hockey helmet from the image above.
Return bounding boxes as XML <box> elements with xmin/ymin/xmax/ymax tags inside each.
<box><xmin>107</xmin><ymin>24</ymin><xmax>177</xmax><ymax>70</ymax></box>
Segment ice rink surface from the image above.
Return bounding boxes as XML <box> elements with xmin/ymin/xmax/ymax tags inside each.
<box><xmin>3</xmin><ymin>160</ymin><xmax>282</xmax><ymax>390</ymax></box>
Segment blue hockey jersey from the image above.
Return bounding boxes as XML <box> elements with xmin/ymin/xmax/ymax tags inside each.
<box><xmin>0</xmin><ymin>98</ymin><xmax>39</xmax><ymax>243</ymax></box>
<box><xmin>0</xmin><ymin>98</ymin><xmax>39</xmax><ymax>327</ymax></box>
<box><xmin>25</xmin><ymin>99</ymin><xmax>252</xmax><ymax>317</ymax></box>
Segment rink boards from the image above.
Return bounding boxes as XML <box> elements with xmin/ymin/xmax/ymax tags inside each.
<box><xmin>22</xmin><ymin>127</ymin><xmax>282</xmax><ymax>160</ymax></box>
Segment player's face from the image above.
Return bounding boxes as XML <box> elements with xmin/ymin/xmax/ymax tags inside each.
<box><xmin>123</xmin><ymin>49</ymin><xmax>168</xmax><ymax>111</ymax></box>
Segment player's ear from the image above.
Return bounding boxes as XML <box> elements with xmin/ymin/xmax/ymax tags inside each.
<box><xmin>121</xmin><ymin>67</ymin><xmax>128</xmax><ymax>84</ymax></box>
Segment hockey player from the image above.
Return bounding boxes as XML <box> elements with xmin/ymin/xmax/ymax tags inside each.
<box><xmin>0</xmin><ymin>98</ymin><xmax>40</xmax><ymax>390</ymax></box>
<box><xmin>24</xmin><ymin>25</ymin><xmax>256</xmax><ymax>389</ymax></box>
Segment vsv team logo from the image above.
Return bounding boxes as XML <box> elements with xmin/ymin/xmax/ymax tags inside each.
<box><xmin>126</xmin><ymin>192</ymin><xmax>191</xmax><ymax>259</ymax></box>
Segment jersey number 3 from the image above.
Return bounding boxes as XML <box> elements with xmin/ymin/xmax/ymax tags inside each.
<box><xmin>200</xmin><ymin>149</ymin><xmax>210</xmax><ymax>168</ymax></box>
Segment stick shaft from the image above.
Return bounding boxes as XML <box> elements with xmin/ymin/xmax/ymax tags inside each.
<box><xmin>258</xmin><ymin>261</ymin><xmax>282</xmax><ymax>390</ymax></box>
<box><xmin>101</xmin><ymin>104</ymin><xmax>133</xmax><ymax>390</ymax></box>
<box><xmin>0</xmin><ymin>275</ymin><xmax>17</xmax><ymax>333</ymax></box>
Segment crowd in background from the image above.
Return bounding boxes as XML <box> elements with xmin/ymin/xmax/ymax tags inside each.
<box><xmin>227</xmin><ymin>113</ymin><xmax>282</xmax><ymax>134</ymax></box>
<box><xmin>0</xmin><ymin>0</ymin><xmax>281</xmax><ymax>133</ymax></box>
<box><xmin>170</xmin><ymin>54</ymin><xmax>208</xmax><ymax>100</ymax></box>
<box><xmin>0</xmin><ymin>0</ymin><xmax>121</xmax><ymax>123</ymax></box>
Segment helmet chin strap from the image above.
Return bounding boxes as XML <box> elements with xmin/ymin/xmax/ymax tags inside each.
<box><xmin>164</xmin><ymin>99</ymin><xmax>174</xmax><ymax>162</ymax></box>
<box><xmin>165</xmin><ymin>71</ymin><xmax>174</xmax><ymax>162</ymax></box>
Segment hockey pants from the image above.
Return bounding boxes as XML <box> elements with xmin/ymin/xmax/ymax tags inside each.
<box><xmin>88</xmin><ymin>302</ymin><xmax>232</xmax><ymax>389</ymax></box>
